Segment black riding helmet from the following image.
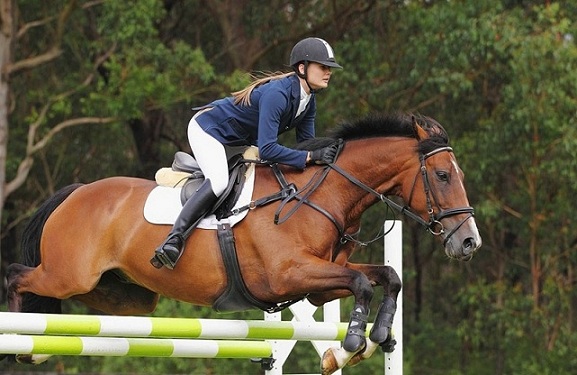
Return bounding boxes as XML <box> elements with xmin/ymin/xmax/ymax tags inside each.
<box><xmin>289</xmin><ymin>37</ymin><xmax>343</xmax><ymax>80</ymax></box>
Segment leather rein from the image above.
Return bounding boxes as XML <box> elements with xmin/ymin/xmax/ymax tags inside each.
<box><xmin>232</xmin><ymin>145</ymin><xmax>474</xmax><ymax>249</ymax></box>
<box><xmin>328</xmin><ymin>146</ymin><xmax>475</xmax><ymax>247</ymax></box>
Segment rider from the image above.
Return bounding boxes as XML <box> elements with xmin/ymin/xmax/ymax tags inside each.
<box><xmin>151</xmin><ymin>37</ymin><xmax>343</xmax><ymax>270</ymax></box>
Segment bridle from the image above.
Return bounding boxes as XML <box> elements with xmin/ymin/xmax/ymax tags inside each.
<box><xmin>234</xmin><ymin>145</ymin><xmax>474</xmax><ymax>248</ymax></box>
<box><xmin>328</xmin><ymin>146</ymin><xmax>475</xmax><ymax>246</ymax></box>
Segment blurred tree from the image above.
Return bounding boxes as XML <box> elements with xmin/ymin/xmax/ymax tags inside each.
<box><xmin>0</xmin><ymin>0</ymin><xmax>118</xmax><ymax>300</ymax></box>
<box><xmin>455</xmin><ymin>3</ymin><xmax>577</xmax><ymax>374</ymax></box>
<box><xmin>2</xmin><ymin>0</ymin><xmax>577</xmax><ymax>374</ymax></box>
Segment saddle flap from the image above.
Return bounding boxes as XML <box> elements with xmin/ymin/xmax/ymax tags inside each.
<box><xmin>173</xmin><ymin>146</ymin><xmax>256</xmax><ymax>174</ymax></box>
<box><xmin>173</xmin><ymin>151</ymin><xmax>200</xmax><ymax>173</ymax></box>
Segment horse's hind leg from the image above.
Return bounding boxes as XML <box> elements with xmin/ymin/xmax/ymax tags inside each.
<box><xmin>5</xmin><ymin>263</ymin><xmax>61</xmax><ymax>365</ymax></box>
<box><xmin>6</xmin><ymin>260</ymin><xmax>104</xmax><ymax>365</ymax></box>
<box><xmin>6</xmin><ymin>263</ymin><xmax>62</xmax><ymax>314</ymax></box>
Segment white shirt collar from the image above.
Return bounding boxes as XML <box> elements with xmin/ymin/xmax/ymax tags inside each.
<box><xmin>296</xmin><ymin>85</ymin><xmax>312</xmax><ymax>118</ymax></box>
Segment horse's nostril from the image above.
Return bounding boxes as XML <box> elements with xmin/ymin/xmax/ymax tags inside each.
<box><xmin>463</xmin><ymin>237</ymin><xmax>476</xmax><ymax>256</ymax></box>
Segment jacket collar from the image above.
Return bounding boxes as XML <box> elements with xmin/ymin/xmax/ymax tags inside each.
<box><xmin>289</xmin><ymin>74</ymin><xmax>312</xmax><ymax>116</ymax></box>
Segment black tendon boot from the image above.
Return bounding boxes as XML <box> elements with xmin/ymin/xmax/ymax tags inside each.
<box><xmin>150</xmin><ymin>179</ymin><xmax>218</xmax><ymax>270</ymax></box>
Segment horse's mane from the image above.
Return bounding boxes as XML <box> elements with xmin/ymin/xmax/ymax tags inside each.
<box><xmin>295</xmin><ymin>113</ymin><xmax>450</xmax><ymax>155</ymax></box>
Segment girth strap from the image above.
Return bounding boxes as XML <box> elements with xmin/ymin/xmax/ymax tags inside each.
<box><xmin>212</xmin><ymin>222</ymin><xmax>305</xmax><ymax>313</ymax></box>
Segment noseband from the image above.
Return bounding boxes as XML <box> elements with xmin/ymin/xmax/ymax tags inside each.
<box><xmin>404</xmin><ymin>147</ymin><xmax>475</xmax><ymax>244</ymax></box>
<box><xmin>329</xmin><ymin>146</ymin><xmax>474</xmax><ymax>245</ymax></box>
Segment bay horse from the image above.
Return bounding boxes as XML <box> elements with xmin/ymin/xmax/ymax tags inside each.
<box><xmin>5</xmin><ymin>113</ymin><xmax>481</xmax><ymax>374</ymax></box>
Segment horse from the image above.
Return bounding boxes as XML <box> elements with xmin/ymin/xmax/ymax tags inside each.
<box><xmin>4</xmin><ymin>113</ymin><xmax>481</xmax><ymax>374</ymax></box>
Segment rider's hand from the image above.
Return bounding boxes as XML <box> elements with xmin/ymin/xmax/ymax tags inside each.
<box><xmin>309</xmin><ymin>143</ymin><xmax>339</xmax><ymax>165</ymax></box>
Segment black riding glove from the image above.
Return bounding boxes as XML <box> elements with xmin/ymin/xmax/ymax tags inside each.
<box><xmin>309</xmin><ymin>143</ymin><xmax>339</xmax><ymax>165</ymax></box>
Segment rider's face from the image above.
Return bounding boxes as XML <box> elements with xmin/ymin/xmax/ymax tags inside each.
<box><xmin>300</xmin><ymin>62</ymin><xmax>333</xmax><ymax>92</ymax></box>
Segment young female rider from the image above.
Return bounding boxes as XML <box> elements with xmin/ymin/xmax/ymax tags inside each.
<box><xmin>151</xmin><ymin>37</ymin><xmax>343</xmax><ymax>270</ymax></box>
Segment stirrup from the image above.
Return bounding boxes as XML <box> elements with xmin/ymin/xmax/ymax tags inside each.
<box><xmin>150</xmin><ymin>249</ymin><xmax>182</xmax><ymax>270</ymax></box>
<box><xmin>150</xmin><ymin>254</ymin><xmax>164</xmax><ymax>269</ymax></box>
<box><xmin>150</xmin><ymin>236</ymin><xmax>184</xmax><ymax>270</ymax></box>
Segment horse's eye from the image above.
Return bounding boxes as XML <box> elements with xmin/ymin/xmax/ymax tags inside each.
<box><xmin>436</xmin><ymin>171</ymin><xmax>449</xmax><ymax>182</ymax></box>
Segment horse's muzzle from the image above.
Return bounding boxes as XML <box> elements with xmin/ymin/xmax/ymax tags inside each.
<box><xmin>459</xmin><ymin>236</ymin><xmax>480</xmax><ymax>261</ymax></box>
<box><xmin>444</xmin><ymin>223</ymin><xmax>482</xmax><ymax>261</ymax></box>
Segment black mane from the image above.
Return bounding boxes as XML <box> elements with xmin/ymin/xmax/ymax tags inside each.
<box><xmin>295</xmin><ymin>113</ymin><xmax>450</xmax><ymax>155</ymax></box>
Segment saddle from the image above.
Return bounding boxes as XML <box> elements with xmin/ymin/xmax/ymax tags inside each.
<box><xmin>155</xmin><ymin>146</ymin><xmax>258</xmax><ymax>220</ymax></box>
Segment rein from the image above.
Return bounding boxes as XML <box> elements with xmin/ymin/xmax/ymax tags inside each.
<box><xmin>232</xmin><ymin>146</ymin><xmax>474</xmax><ymax>248</ymax></box>
<box><xmin>327</xmin><ymin>146</ymin><xmax>474</xmax><ymax>245</ymax></box>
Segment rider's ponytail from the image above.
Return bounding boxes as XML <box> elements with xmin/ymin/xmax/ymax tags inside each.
<box><xmin>232</xmin><ymin>71</ymin><xmax>295</xmax><ymax>106</ymax></box>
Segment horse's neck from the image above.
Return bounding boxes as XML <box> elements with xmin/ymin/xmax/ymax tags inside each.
<box><xmin>253</xmin><ymin>137</ymin><xmax>418</xmax><ymax>227</ymax></box>
<box><xmin>344</xmin><ymin>137</ymin><xmax>416</xmax><ymax>190</ymax></box>
<box><xmin>334</xmin><ymin>137</ymin><xmax>418</xmax><ymax>218</ymax></box>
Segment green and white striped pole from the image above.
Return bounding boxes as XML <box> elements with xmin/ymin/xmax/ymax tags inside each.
<box><xmin>0</xmin><ymin>313</ymin><xmax>350</xmax><ymax>341</ymax></box>
<box><xmin>0</xmin><ymin>335</ymin><xmax>272</xmax><ymax>358</ymax></box>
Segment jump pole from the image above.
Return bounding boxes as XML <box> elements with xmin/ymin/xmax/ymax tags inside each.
<box><xmin>0</xmin><ymin>335</ymin><xmax>271</xmax><ymax>358</ymax></box>
<box><xmin>0</xmin><ymin>313</ymin><xmax>351</xmax><ymax>341</ymax></box>
<box><xmin>384</xmin><ymin>220</ymin><xmax>403</xmax><ymax>375</ymax></box>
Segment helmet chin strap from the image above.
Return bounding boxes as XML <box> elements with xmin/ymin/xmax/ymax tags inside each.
<box><xmin>305</xmin><ymin>79</ymin><xmax>316</xmax><ymax>94</ymax></box>
<box><xmin>296</xmin><ymin>61</ymin><xmax>322</xmax><ymax>94</ymax></box>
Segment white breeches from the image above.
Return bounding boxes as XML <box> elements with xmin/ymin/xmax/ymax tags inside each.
<box><xmin>187</xmin><ymin>118</ymin><xmax>229</xmax><ymax>197</ymax></box>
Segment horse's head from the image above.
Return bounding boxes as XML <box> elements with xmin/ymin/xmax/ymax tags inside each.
<box><xmin>404</xmin><ymin>116</ymin><xmax>482</xmax><ymax>261</ymax></box>
<box><xmin>320</xmin><ymin>113</ymin><xmax>481</xmax><ymax>261</ymax></box>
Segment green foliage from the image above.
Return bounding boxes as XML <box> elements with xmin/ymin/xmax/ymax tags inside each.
<box><xmin>87</xmin><ymin>3</ymin><xmax>216</xmax><ymax>119</ymax></box>
<box><xmin>3</xmin><ymin>1</ymin><xmax>577</xmax><ymax>374</ymax></box>
<box><xmin>98</xmin><ymin>0</ymin><xmax>165</xmax><ymax>43</ymax></box>
<box><xmin>453</xmin><ymin>276</ymin><xmax>577</xmax><ymax>375</ymax></box>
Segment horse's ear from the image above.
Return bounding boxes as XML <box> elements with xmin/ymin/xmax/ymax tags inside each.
<box><xmin>412</xmin><ymin>115</ymin><xmax>429</xmax><ymax>140</ymax></box>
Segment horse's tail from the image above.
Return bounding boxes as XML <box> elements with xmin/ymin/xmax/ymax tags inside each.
<box><xmin>20</xmin><ymin>183</ymin><xmax>84</xmax><ymax>313</ymax></box>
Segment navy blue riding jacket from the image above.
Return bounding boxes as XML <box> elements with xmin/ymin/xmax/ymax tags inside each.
<box><xmin>194</xmin><ymin>74</ymin><xmax>315</xmax><ymax>169</ymax></box>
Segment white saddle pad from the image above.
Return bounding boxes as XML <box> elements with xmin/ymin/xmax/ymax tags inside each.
<box><xmin>143</xmin><ymin>164</ymin><xmax>255</xmax><ymax>230</ymax></box>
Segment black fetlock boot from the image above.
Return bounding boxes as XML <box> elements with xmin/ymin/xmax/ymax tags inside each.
<box><xmin>150</xmin><ymin>179</ymin><xmax>218</xmax><ymax>270</ymax></box>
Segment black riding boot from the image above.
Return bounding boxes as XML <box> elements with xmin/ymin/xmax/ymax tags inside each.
<box><xmin>150</xmin><ymin>179</ymin><xmax>218</xmax><ymax>270</ymax></box>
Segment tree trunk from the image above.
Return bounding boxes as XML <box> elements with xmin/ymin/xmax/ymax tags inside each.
<box><xmin>0</xmin><ymin>0</ymin><xmax>14</xmax><ymax>300</ymax></box>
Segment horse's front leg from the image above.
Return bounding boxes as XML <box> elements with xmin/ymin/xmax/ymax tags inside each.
<box><xmin>319</xmin><ymin>275</ymin><xmax>373</xmax><ymax>375</ymax></box>
<box><xmin>310</xmin><ymin>263</ymin><xmax>401</xmax><ymax>372</ymax></box>
<box><xmin>266</xmin><ymin>257</ymin><xmax>374</xmax><ymax>375</ymax></box>
<box><xmin>349</xmin><ymin>263</ymin><xmax>401</xmax><ymax>365</ymax></box>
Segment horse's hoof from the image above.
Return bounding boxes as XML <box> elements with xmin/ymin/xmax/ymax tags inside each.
<box><xmin>321</xmin><ymin>348</ymin><xmax>339</xmax><ymax>375</ymax></box>
<box><xmin>347</xmin><ymin>353</ymin><xmax>363</xmax><ymax>367</ymax></box>
<box><xmin>380</xmin><ymin>338</ymin><xmax>397</xmax><ymax>353</ymax></box>
<box><xmin>16</xmin><ymin>354</ymin><xmax>51</xmax><ymax>365</ymax></box>
<box><xmin>15</xmin><ymin>354</ymin><xmax>33</xmax><ymax>364</ymax></box>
